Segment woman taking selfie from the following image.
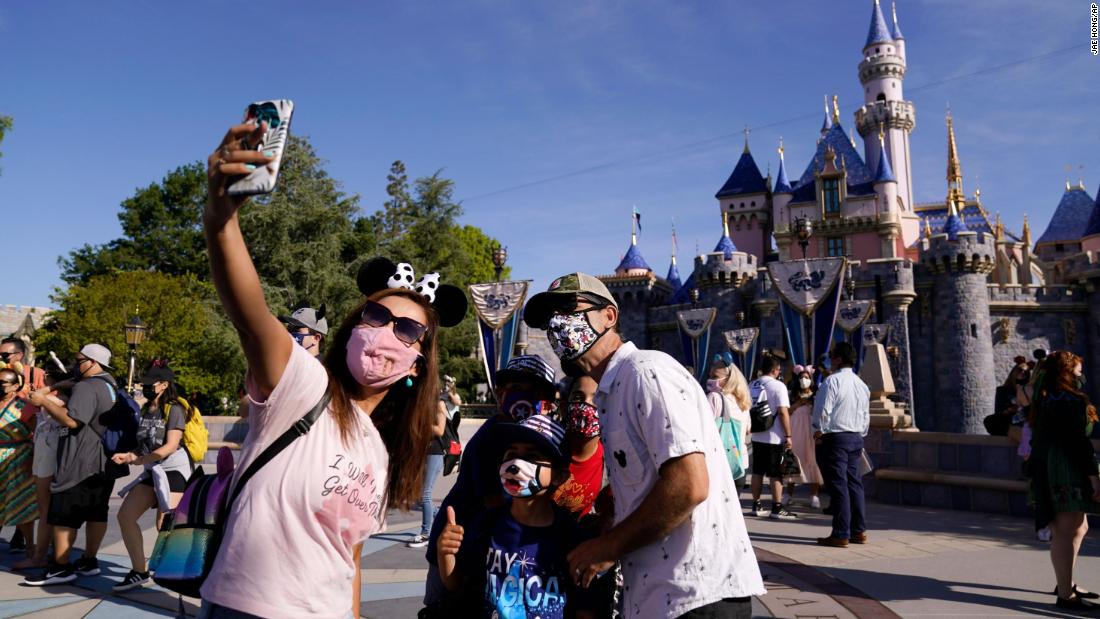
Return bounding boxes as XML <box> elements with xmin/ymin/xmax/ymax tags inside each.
<box><xmin>199</xmin><ymin>120</ymin><xmax>467</xmax><ymax>618</ymax></box>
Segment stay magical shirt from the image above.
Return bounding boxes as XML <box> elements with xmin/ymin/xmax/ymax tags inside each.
<box><xmin>201</xmin><ymin>339</ymin><xmax>389</xmax><ymax>619</ymax></box>
<box><xmin>461</xmin><ymin>506</ymin><xmax>596</xmax><ymax>619</ymax></box>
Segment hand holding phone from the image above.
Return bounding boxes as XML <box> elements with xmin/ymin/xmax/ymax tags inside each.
<box><xmin>227</xmin><ymin>100</ymin><xmax>294</xmax><ymax>197</ymax></box>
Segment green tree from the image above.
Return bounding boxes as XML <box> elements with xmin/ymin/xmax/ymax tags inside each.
<box><xmin>35</xmin><ymin>271</ymin><xmax>246</xmax><ymax>412</ymax></box>
<box><xmin>0</xmin><ymin>115</ymin><xmax>12</xmax><ymax>175</ymax></box>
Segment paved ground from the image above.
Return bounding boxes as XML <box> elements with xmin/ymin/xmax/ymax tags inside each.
<box><xmin>0</xmin><ymin>420</ymin><xmax>1097</xmax><ymax>618</ymax></box>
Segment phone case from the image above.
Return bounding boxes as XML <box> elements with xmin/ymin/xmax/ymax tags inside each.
<box><xmin>227</xmin><ymin>99</ymin><xmax>294</xmax><ymax>196</ymax></box>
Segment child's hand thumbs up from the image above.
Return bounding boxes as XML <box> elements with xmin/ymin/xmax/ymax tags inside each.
<box><xmin>438</xmin><ymin>506</ymin><xmax>464</xmax><ymax>557</ymax></box>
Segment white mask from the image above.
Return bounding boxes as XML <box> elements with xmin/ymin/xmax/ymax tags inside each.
<box><xmin>799</xmin><ymin>377</ymin><xmax>813</xmax><ymax>389</ymax></box>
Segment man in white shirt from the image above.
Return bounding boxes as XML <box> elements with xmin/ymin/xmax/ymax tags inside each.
<box><xmin>524</xmin><ymin>272</ymin><xmax>765</xmax><ymax>619</ymax></box>
<box><xmin>748</xmin><ymin>355</ymin><xmax>797</xmax><ymax>520</ymax></box>
<box><xmin>812</xmin><ymin>342</ymin><xmax>871</xmax><ymax>548</ymax></box>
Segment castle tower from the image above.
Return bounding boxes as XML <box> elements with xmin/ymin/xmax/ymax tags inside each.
<box><xmin>872</xmin><ymin>128</ymin><xmax>900</xmax><ymax>257</ymax></box>
<box><xmin>1035</xmin><ymin>181</ymin><xmax>1096</xmax><ymax>268</ymax></box>
<box><xmin>1083</xmin><ymin>185</ymin><xmax>1100</xmax><ymax>253</ymax></box>
<box><xmin>715</xmin><ymin>130</ymin><xmax>771</xmax><ymax>262</ymax></box>
<box><xmin>855</xmin><ymin>0</ymin><xmax>916</xmax><ymax>214</ymax></box>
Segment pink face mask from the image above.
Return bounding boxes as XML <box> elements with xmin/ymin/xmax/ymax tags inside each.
<box><xmin>345</xmin><ymin>325</ymin><xmax>421</xmax><ymax>388</ymax></box>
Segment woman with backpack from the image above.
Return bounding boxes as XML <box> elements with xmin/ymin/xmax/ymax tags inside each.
<box><xmin>110</xmin><ymin>364</ymin><xmax>193</xmax><ymax>592</ymax></box>
<box><xmin>196</xmin><ymin>119</ymin><xmax>466</xmax><ymax>618</ymax></box>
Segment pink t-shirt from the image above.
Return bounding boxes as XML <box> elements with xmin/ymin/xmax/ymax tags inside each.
<box><xmin>201</xmin><ymin>342</ymin><xmax>389</xmax><ymax>618</ymax></box>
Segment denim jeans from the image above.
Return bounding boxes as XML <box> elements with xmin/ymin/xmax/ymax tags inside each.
<box><xmin>420</xmin><ymin>454</ymin><xmax>445</xmax><ymax>536</ymax></box>
<box><xmin>815</xmin><ymin>431</ymin><xmax>866</xmax><ymax>540</ymax></box>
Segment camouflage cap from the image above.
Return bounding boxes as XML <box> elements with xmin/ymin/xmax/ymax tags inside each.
<box><xmin>523</xmin><ymin>272</ymin><xmax>617</xmax><ymax>328</ymax></box>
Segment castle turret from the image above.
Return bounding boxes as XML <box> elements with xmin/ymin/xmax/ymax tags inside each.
<box><xmin>1083</xmin><ymin>184</ymin><xmax>1100</xmax><ymax>253</ymax></box>
<box><xmin>873</xmin><ymin>129</ymin><xmax>900</xmax><ymax>256</ymax></box>
<box><xmin>1035</xmin><ymin>181</ymin><xmax>1095</xmax><ymax>267</ymax></box>
<box><xmin>855</xmin><ymin>0</ymin><xmax>916</xmax><ymax>215</ymax></box>
<box><xmin>715</xmin><ymin>130</ymin><xmax>771</xmax><ymax>262</ymax></box>
<box><xmin>890</xmin><ymin>1</ymin><xmax>905</xmax><ymax>60</ymax></box>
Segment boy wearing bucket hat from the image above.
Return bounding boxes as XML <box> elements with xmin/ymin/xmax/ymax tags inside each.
<box><xmin>437</xmin><ymin>415</ymin><xmax>600</xmax><ymax>618</ymax></box>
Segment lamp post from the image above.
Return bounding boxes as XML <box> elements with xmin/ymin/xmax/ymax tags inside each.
<box><xmin>124</xmin><ymin>312</ymin><xmax>148</xmax><ymax>393</ymax></box>
<box><xmin>491</xmin><ymin>244</ymin><xmax>508</xmax><ymax>282</ymax></box>
<box><xmin>795</xmin><ymin>217</ymin><xmax>813</xmax><ymax>259</ymax></box>
<box><xmin>690</xmin><ymin>288</ymin><xmax>700</xmax><ymax>305</ymax></box>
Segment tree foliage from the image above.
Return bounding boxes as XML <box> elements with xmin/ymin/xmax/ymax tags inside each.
<box><xmin>0</xmin><ymin>115</ymin><xmax>11</xmax><ymax>175</ymax></box>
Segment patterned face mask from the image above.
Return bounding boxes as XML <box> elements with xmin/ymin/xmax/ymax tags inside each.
<box><xmin>565</xmin><ymin>401</ymin><xmax>600</xmax><ymax>438</ymax></box>
<box><xmin>547</xmin><ymin>310</ymin><xmax>607</xmax><ymax>361</ymax></box>
<box><xmin>499</xmin><ymin>458</ymin><xmax>548</xmax><ymax>497</ymax></box>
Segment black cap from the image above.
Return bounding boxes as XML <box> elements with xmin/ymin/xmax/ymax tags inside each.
<box><xmin>141</xmin><ymin>366</ymin><xmax>176</xmax><ymax>385</ymax></box>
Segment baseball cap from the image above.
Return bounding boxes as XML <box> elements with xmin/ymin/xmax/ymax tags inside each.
<box><xmin>279</xmin><ymin>305</ymin><xmax>329</xmax><ymax>335</ymax></box>
<box><xmin>523</xmin><ymin>272</ymin><xmax>617</xmax><ymax>329</ymax></box>
<box><xmin>487</xmin><ymin>414</ymin><xmax>568</xmax><ymax>467</ymax></box>
<box><xmin>78</xmin><ymin>344</ymin><xmax>113</xmax><ymax>370</ymax></box>
<box><xmin>142</xmin><ymin>366</ymin><xmax>176</xmax><ymax>386</ymax></box>
<box><xmin>495</xmin><ymin>355</ymin><xmax>556</xmax><ymax>397</ymax></box>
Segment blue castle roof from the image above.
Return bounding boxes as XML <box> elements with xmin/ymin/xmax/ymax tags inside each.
<box><xmin>865</xmin><ymin>0</ymin><xmax>893</xmax><ymax>48</ymax></box>
<box><xmin>774</xmin><ymin>154</ymin><xmax>792</xmax><ymax>193</ymax></box>
<box><xmin>669</xmin><ymin>271</ymin><xmax>696</xmax><ymax>305</ymax></box>
<box><xmin>616</xmin><ymin>243</ymin><xmax>651</xmax><ymax>273</ymax></box>
<box><xmin>716</xmin><ymin>150</ymin><xmax>768</xmax><ymax>198</ymax></box>
<box><xmin>943</xmin><ymin>209</ymin><xmax>968</xmax><ymax>240</ymax></box>
<box><xmin>788</xmin><ymin>124</ymin><xmax>875</xmax><ymax>203</ymax></box>
<box><xmin>714</xmin><ymin>235</ymin><xmax>737</xmax><ymax>256</ymax></box>
<box><xmin>1036</xmin><ymin>186</ymin><xmax>1096</xmax><ymax>246</ymax></box>
<box><xmin>665</xmin><ymin>258</ymin><xmax>683</xmax><ymax>290</ymax></box>
<box><xmin>917</xmin><ymin>203</ymin><xmax>1001</xmax><ymax>239</ymax></box>
<box><xmin>890</xmin><ymin>3</ymin><xmax>904</xmax><ymax>39</ymax></box>
<box><xmin>873</xmin><ymin>145</ymin><xmax>895</xmax><ymax>183</ymax></box>
<box><xmin>1085</xmin><ymin>185</ymin><xmax>1100</xmax><ymax>238</ymax></box>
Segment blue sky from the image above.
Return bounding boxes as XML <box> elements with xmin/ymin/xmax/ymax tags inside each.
<box><xmin>1</xmin><ymin>0</ymin><xmax>1095</xmax><ymax>308</ymax></box>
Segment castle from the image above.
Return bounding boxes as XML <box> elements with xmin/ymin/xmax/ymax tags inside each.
<box><xmin>598</xmin><ymin>0</ymin><xmax>1100</xmax><ymax>434</ymax></box>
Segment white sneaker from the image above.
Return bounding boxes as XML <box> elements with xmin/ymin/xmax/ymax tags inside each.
<box><xmin>406</xmin><ymin>534</ymin><xmax>429</xmax><ymax>548</ymax></box>
<box><xmin>1037</xmin><ymin>527</ymin><xmax>1052</xmax><ymax>542</ymax></box>
<box><xmin>811</xmin><ymin>496</ymin><xmax>822</xmax><ymax>510</ymax></box>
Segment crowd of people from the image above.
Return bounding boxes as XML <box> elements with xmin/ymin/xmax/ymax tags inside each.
<box><xmin>0</xmin><ymin>117</ymin><xmax>1094</xmax><ymax>618</ymax></box>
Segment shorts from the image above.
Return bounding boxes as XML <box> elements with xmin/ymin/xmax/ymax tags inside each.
<box><xmin>48</xmin><ymin>475</ymin><xmax>113</xmax><ymax>529</ymax></box>
<box><xmin>140</xmin><ymin>470</ymin><xmax>189</xmax><ymax>493</ymax></box>
<box><xmin>32</xmin><ymin>430</ymin><xmax>58</xmax><ymax>478</ymax></box>
<box><xmin>751</xmin><ymin>441</ymin><xmax>784</xmax><ymax>479</ymax></box>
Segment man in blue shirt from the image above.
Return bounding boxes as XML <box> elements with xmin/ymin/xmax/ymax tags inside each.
<box><xmin>812</xmin><ymin>342</ymin><xmax>870</xmax><ymax>548</ymax></box>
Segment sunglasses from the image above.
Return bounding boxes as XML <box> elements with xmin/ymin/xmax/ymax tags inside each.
<box><xmin>360</xmin><ymin>300</ymin><xmax>429</xmax><ymax>347</ymax></box>
<box><xmin>0</xmin><ymin>352</ymin><xmax>12</xmax><ymax>361</ymax></box>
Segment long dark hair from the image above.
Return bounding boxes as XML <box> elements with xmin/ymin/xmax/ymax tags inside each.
<box><xmin>324</xmin><ymin>288</ymin><xmax>440</xmax><ymax>511</ymax></box>
<box><xmin>151</xmin><ymin>381</ymin><xmax>194</xmax><ymax>422</ymax></box>
<box><xmin>1029</xmin><ymin>351</ymin><xmax>1096</xmax><ymax>424</ymax></box>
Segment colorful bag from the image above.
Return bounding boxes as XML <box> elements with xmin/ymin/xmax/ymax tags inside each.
<box><xmin>149</xmin><ymin>390</ymin><xmax>330</xmax><ymax>597</ymax></box>
<box><xmin>715</xmin><ymin>396</ymin><xmax>746</xmax><ymax>480</ymax></box>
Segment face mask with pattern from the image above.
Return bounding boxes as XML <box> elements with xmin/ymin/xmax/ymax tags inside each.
<box><xmin>499</xmin><ymin>458</ymin><xmax>548</xmax><ymax>497</ymax></box>
<box><xmin>566</xmin><ymin>401</ymin><xmax>600</xmax><ymax>438</ymax></box>
<box><xmin>547</xmin><ymin>310</ymin><xmax>608</xmax><ymax>361</ymax></box>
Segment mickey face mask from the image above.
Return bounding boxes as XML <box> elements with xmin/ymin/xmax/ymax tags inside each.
<box><xmin>499</xmin><ymin>458</ymin><xmax>548</xmax><ymax>497</ymax></box>
<box><xmin>547</xmin><ymin>310</ymin><xmax>608</xmax><ymax>361</ymax></box>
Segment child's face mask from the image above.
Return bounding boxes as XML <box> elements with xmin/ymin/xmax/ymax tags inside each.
<box><xmin>499</xmin><ymin>458</ymin><xmax>549</xmax><ymax>498</ymax></box>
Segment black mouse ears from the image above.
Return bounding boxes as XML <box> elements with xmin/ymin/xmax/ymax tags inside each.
<box><xmin>357</xmin><ymin>257</ymin><xmax>468</xmax><ymax>328</ymax></box>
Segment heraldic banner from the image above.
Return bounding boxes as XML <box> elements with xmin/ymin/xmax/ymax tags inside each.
<box><xmin>835</xmin><ymin>299</ymin><xmax>875</xmax><ymax>370</ymax></box>
<box><xmin>469</xmin><ymin>281</ymin><xmax>529</xmax><ymax>391</ymax></box>
<box><xmin>766</xmin><ymin>258</ymin><xmax>846</xmax><ymax>367</ymax></box>
<box><xmin>677</xmin><ymin>307</ymin><xmax>717</xmax><ymax>381</ymax></box>
<box><xmin>723</xmin><ymin>327</ymin><xmax>760</xmax><ymax>378</ymax></box>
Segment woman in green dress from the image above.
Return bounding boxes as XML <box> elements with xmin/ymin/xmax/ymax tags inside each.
<box><xmin>1029</xmin><ymin>351</ymin><xmax>1100</xmax><ymax>611</ymax></box>
<box><xmin>0</xmin><ymin>367</ymin><xmax>39</xmax><ymax>555</ymax></box>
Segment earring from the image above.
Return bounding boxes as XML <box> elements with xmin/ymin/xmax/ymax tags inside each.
<box><xmin>405</xmin><ymin>376</ymin><xmax>414</xmax><ymax>388</ymax></box>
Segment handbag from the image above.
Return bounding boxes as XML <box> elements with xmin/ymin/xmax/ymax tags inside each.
<box><xmin>779</xmin><ymin>447</ymin><xmax>802</xmax><ymax>478</ymax></box>
<box><xmin>748</xmin><ymin>383</ymin><xmax>776</xmax><ymax>433</ymax></box>
<box><xmin>149</xmin><ymin>390</ymin><xmax>331</xmax><ymax>597</ymax></box>
<box><xmin>441</xmin><ymin>411</ymin><xmax>462</xmax><ymax>476</ymax></box>
<box><xmin>715</xmin><ymin>396</ymin><xmax>746</xmax><ymax>480</ymax></box>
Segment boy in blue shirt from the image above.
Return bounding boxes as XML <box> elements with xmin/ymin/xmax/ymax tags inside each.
<box><xmin>436</xmin><ymin>415</ymin><xmax>599</xmax><ymax>619</ymax></box>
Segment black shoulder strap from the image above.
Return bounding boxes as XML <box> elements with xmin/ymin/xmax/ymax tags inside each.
<box><xmin>226</xmin><ymin>388</ymin><xmax>331</xmax><ymax>510</ymax></box>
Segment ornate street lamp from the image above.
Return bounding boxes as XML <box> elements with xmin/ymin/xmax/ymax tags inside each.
<box><xmin>735</xmin><ymin>310</ymin><xmax>746</xmax><ymax>325</ymax></box>
<box><xmin>795</xmin><ymin>217</ymin><xmax>813</xmax><ymax>259</ymax></box>
<box><xmin>491</xmin><ymin>244</ymin><xmax>508</xmax><ymax>282</ymax></box>
<box><xmin>124</xmin><ymin>311</ymin><xmax>148</xmax><ymax>392</ymax></box>
<box><xmin>690</xmin><ymin>288</ymin><xmax>700</xmax><ymax>305</ymax></box>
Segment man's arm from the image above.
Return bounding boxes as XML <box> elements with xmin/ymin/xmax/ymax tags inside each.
<box><xmin>567</xmin><ymin>452</ymin><xmax>708</xmax><ymax>586</ymax></box>
<box><xmin>812</xmin><ymin>380</ymin><xmax>833</xmax><ymax>437</ymax></box>
<box><xmin>27</xmin><ymin>390</ymin><xmax>77</xmax><ymax>429</ymax></box>
<box><xmin>778</xmin><ymin>405</ymin><xmax>792</xmax><ymax>446</ymax></box>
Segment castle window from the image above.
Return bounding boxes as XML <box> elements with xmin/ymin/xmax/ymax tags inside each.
<box><xmin>876</xmin><ymin>47</ymin><xmax>880</xmax><ymax>53</ymax></box>
<box><xmin>823</xmin><ymin>178</ymin><xmax>841</xmax><ymax>216</ymax></box>
<box><xmin>876</xmin><ymin>93</ymin><xmax>886</xmax><ymax>102</ymax></box>
<box><xmin>750</xmin><ymin>201</ymin><xmax>755</xmax><ymax>207</ymax></box>
<box><xmin>827</xmin><ymin>237</ymin><xmax>845</xmax><ymax>257</ymax></box>
<box><xmin>1056</xmin><ymin>243</ymin><xmax>1065</xmax><ymax>252</ymax></box>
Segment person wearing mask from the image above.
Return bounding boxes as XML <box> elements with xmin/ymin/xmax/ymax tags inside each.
<box><xmin>110</xmin><ymin>365</ymin><xmax>193</xmax><ymax>591</ymax></box>
<box><xmin>748</xmin><ymin>355</ymin><xmax>796</xmax><ymax>520</ymax></box>
<box><xmin>707</xmin><ymin>357</ymin><xmax>752</xmax><ymax>490</ymax></box>
<box><xmin>24</xmin><ymin>344</ymin><xmax>123</xmax><ymax>586</ymax></box>
<box><xmin>785</xmin><ymin>366</ymin><xmax>822</xmax><ymax>510</ymax></box>
<box><xmin>279</xmin><ymin>305</ymin><xmax>329</xmax><ymax>358</ymax></box>
<box><xmin>0</xmin><ymin>337</ymin><xmax>45</xmax><ymax>555</ymax></box>
<box><xmin>553</xmin><ymin>375</ymin><xmax>604</xmax><ymax>519</ymax></box>
<box><xmin>1028</xmin><ymin>351</ymin><xmax>1100</xmax><ymax>610</ymax></box>
<box><xmin>812</xmin><ymin>343</ymin><xmax>871</xmax><ymax>548</ymax></box>
<box><xmin>196</xmin><ymin>121</ymin><xmax>467</xmax><ymax>618</ymax></box>
<box><xmin>0</xmin><ymin>368</ymin><xmax>38</xmax><ymax>560</ymax></box>
<box><xmin>422</xmin><ymin>354</ymin><xmax>558</xmax><ymax>609</ymax></box>
<box><xmin>525</xmin><ymin>272</ymin><xmax>765</xmax><ymax>619</ymax></box>
<box><xmin>407</xmin><ymin>388</ymin><xmax>449</xmax><ymax>549</ymax></box>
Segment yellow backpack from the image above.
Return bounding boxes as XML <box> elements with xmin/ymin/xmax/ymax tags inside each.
<box><xmin>166</xmin><ymin>396</ymin><xmax>209</xmax><ymax>464</ymax></box>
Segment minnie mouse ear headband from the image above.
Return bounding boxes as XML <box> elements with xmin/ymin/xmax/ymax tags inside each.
<box><xmin>794</xmin><ymin>364</ymin><xmax>816</xmax><ymax>376</ymax></box>
<box><xmin>711</xmin><ymin>352</ymin><xmax>734</xmax><ymax>368</ymax></box>
<box><xmin>357</xmin><ymin>257</ymin><xmax>468</xmax><ymax>328</ymax></box>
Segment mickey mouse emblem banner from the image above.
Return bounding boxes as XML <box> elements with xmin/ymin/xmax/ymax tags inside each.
<box><xmin>676</xmin><ymin>307</ymin><xmax>717</xmax><ymax>381</ymax></box>
<box><xmin>469</xmin><ymin>281</ymin><xmax>529</xmax><ymax>390</ymax></box>
<box><xmin>766</xmin><ymin>257</ymin><xmax>847</xmax><ymax>368</ymax></box>
<box><xmin>723</xmin><ymin>327</ymin><xmax>760</xmax><ymax>377</ymax></box>
<box><xmin>836</xmin><ymin>299</ymin><xmax>874</xmax><ymax>333</ymax></box>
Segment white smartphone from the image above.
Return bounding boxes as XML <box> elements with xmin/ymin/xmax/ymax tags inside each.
<box><xmin>227</xmin><ymin>99</ymin><xmax>294</xmax><ymax>196</ymax></box>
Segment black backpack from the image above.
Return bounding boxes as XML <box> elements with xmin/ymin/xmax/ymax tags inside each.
<box><xmin>749</xmin><ymin>381</ymin><xmax>777</xmax><ymax>433</ymax></box>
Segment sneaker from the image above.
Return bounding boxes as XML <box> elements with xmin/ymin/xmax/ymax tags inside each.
<box><xmin>72</xmin><ymin>557</ymin><xmax>100</xmax><ymax>577</ymax></box>
<box><xmin>406</xmin><ymin>534</ymin><xmax>429</xmax><ymax>549</ymax></box>
<box><xmin>24</xmin><ymin>564</ymin><xmax>77</xmax><ymax>586</ymax></box>
<box><xmin>1038</xmin><ymin>526</ymin><xmax>1052</xmax><ymax>542</ymax></box>
<box><xmin>810</xmin><ymin>496</ymin><xmax>822</xmax><ymax>510</ymax></box>
<box><xmin>751</xmin><ymin>500</ymin><xmax>767</xmax><ymax>517</ymax></box>
<box><xmin>112</xmin><ymin>570</ymin><xmax>151</xmax><ymax>592</ymax></box>
<box><xmin>9</xmin><ymin>538</ymin><xmax>26</xmax><ymax>554</ymax></box>
<box><xmin>769</xmin><ymin>507</ymin><xmax>799</xmax><ymax>521</ymax></box>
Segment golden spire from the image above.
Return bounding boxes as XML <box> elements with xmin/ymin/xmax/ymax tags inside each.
<box><xmin>778</xmin><ymin>136</ymin><xmax>784</xmax><ymax>158</ymax></box>
<box><xmin>722</xmin><ymin>210</ymin><xmax>730</xmax><ymax>238</ymax></box>
<box><xmin>995</xmin><ymin>213</ymin><xmax>1004</xmax><ymax>241</ymax></box>
<box><xmin>743</xmin><ymin>125</ymin><xmax>750</xmax><ymax>154</ymax></box>
<box><xmin>1066</xmin><ymin>179</ymin><xmax>1072</xmax><ymax>191</ymax></box>
<box><xmin>832</xmin><ymin>95</ymin><xmax>841</xmax><ymax>124</ymax></box>
<box><xmin>1022</xmin><ymin>215</ymin><xmax>1032</xmax><ymax>244</ymax></box>
<box><xmin>946</xmin><ymin>112</ymin><xmax>965</xmax><ymax>211</ymax></box>
<box><xmin>924</xmin><ymin>216</ymin><xmax>933</xmax><ymax>238</ymax></box>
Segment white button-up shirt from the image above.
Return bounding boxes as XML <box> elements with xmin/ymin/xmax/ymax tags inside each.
<box><xmin>597</xmin><ymin>342</ymin><xmax>766</xmax><ymax>618</ymax></box>
<box><xmin>811</xmin><ymin>367</ymin><xmax>871</xmax><ymax>435</ymax></box>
